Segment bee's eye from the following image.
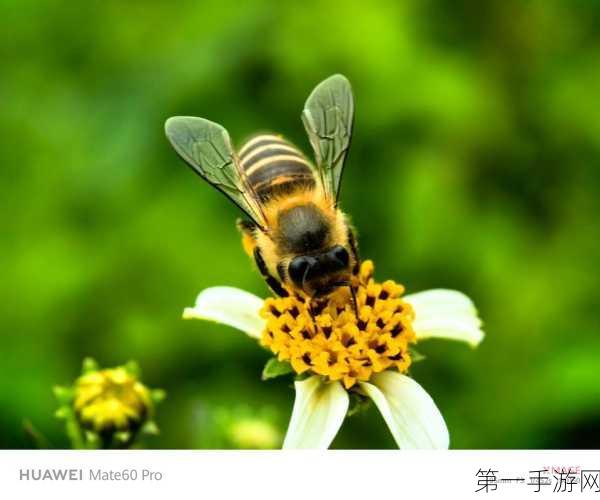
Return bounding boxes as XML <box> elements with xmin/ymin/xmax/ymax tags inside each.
<box><xmin>330</xmin><ymin>245</ymin><xmax>349</xmax><ymax>268</ymax></box>
<box><xmin>288</xmin><ymin>256</ymin><xmax>311</xmax><ymax>286</ymax></box>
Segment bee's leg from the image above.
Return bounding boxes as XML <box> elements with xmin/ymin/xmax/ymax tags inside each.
<box><xmin>348</xmin><ymin>227</ymin><xmax>360</xmax><ymax>275</ymax></box>
<box><xmin>253</xmin><ymin>248</ymin><xmax>289</xmax><ymax>298</ymax></box>
<box><xmin>237</xmin><ymin>219</ymin><xmax>256</xmax><ymax>232</ymax></box>
<box><xmin>348</xmin><ymin>284</ymin><xmax>359</xmax><ymax>318</ymax></box>
<box><xmin>239</xmin><ymin>219</ymin><xmax>289</xmax><ymax>298</ymax></box>
<box><xmin>347</xmin><ymin>228</ymin><xmax>360</xmax><ymax>319</ymax></box>
<box><xmin>237</xmin><ymin>218</ymin><xmax>258</xmax><ymax>258</ymax></box>
<box><xmin>307</xmin><ymin>299</ymin><xmax>319</xmax><ymax>334</ymax></box>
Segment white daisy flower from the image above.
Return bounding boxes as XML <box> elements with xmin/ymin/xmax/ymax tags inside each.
<box><xmin>183</xmin><ymin>260</ymin><xmax>483</xmax><ymax>449</ymax></box>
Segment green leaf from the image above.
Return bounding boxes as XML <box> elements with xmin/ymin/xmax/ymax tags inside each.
<box><xmin>261</xmin><ymin>358</ymin><xmax>293</xmax><ymax>381</ymax></box>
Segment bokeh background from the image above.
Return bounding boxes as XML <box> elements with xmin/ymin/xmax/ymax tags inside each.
<box><xmin>1</xmin><ymin>0</ymin><xmax>599</xmax><ymax>449</ymax></box>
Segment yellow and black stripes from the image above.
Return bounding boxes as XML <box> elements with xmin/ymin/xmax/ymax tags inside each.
<box><xmin>238</xmin><ymin>135</ymin><xmax>315</xmax><ymax>201</ymax></box>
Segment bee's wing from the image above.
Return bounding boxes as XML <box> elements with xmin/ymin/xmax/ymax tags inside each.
<box><xmin>165</xmin><ymin>116</ymin><xmax>267</xmax><ymax>229</ymax></box>
<box><xmin>301</xmin><ymin>74</ymin><xmax>354</xmax><ymax>204</ymax></box>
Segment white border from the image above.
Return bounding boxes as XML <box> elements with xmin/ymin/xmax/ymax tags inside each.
<box><xmin>1</xmin><ymin>450</ymin><xmax>599</xmax><ymax>499</ymax></box>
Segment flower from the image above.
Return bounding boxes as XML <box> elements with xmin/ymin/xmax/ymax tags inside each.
<box><xmin>184</xmin><ymin>260</ymin><xmax>483</xmax><ymax>449</ymax></box>
<box><xmin>54</xmin><ymin>358</ymin><xmax>165</xmax><ymax>449</ymax></box>
<box><xmin>260</xmin><ymin>261</ymin><xmax>415</xmax><ymax>389</ymax></box>
<box><xmin>74</xmin><ymin>366</ymin><xmax>152</xmax><ymax>433</ymax></box>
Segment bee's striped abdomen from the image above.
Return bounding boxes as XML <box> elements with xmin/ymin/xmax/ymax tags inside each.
<box><xmin>238</xmin><ymin>134</ymin><xmax>315</xmax><ymax>201</ymax></box>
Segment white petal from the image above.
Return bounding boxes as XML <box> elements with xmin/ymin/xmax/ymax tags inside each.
<box><xmin>404</xmin><ymin>289</ymin><xmax>484</xmax><ymax>347</ymax></box>
<box><xmin>360</xmin><ymin>371</ymin><xmax>449</xmax><ymax>449</ymax></box>
<box><xmin>283</xmin><ymin>377</ymin><xmax>348</xmax><ymax>449</ymax></box>
<box><xmin>182</xmin><ymin>286</ymin><xmax>265</xmax><ymax>339</ymax></box>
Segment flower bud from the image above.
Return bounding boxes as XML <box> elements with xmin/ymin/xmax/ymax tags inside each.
<box><xmin>55</xmin><ymin>358</ymin><xmax>164</xmax><ymax>448</ymax></box>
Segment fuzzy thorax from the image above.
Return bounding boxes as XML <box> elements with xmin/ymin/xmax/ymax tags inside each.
<box><xmin>260</xmin><ymin>260</ymin><xmax>416</xmax><ymax>388</ymax></box>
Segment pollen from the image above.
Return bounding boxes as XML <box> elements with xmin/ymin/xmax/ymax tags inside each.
<box><xmin>260</xmin><ymin>260</ymin><xmax>416</xmax><ymax>389</ymax></box>
<box><xmin>74</xmin><ymin>367</ymin><xmax>152</xmax><ymax>433</ymax></box>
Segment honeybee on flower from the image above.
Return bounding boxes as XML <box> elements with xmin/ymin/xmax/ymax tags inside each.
<box><xmin>167</xmin><ymin>75</ymin><xmax>484</xmax><ymax>449</ymax></box>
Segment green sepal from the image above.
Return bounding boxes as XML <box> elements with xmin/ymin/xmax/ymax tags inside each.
<box><xmin>151</xmin><ymin>389</ymin><xmax>166</xmax><ymax>404</ymax></box>
<box><xmin>347</xmin><ymin>391</ymin><xmax>372</xmax><ymax>417</ymax></box>
<box><xmin>114</xmin><ymin>431</ymin><xmax>131</xmax><ymax>443</ymax></box>
<box><xmin>141</xmin><ymin>420</ymin><xmax>160</xmax><ymax>435</ymax></box>
<box><xmin>82</xmin><ymin>357</ymin><xmax>99</xmax><ymax>374</ymax></box>
<box><xmin>409</xmin><ymin>347</ymin><xmax>426</xmax><ymax>363</ymax></box>
<box><xmin>293</xmin><ymin>372</ymin><xmax>312</xmax><ymax>382</ymax></box>
<box><xmin>124</xmin><ymin>360</ymin><xmax>140</xmax><ymax>377</ymax></box>
<box><xmin>53</xmin><ymin>385</ymin><xmax>74</xmax><ymax>405</ymax></box>
<box><xmin>262</xmin><ymin>358</ymin><xmax>293</xmax><ymax>381</ymax></box>
<box><xmin>54</xmin><ymin>406</ymin><xmax>70</xmax><ymax>419</ymax></box>
<box><xmin>84</xmin><ymin>430</ymin><xmax>100</xmax><ymax>448</ymax></box>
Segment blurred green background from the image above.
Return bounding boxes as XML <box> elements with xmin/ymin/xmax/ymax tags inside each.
<box><xmin>1</xmin><ymin>0</ymin><xmax>599</xmax><ymax>449</ymax></box>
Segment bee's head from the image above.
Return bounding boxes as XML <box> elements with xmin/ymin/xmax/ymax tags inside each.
<box><xmin>287</xmin><ymin>244</ymin><xmax>351</xmax><ymax>297</ymax></box>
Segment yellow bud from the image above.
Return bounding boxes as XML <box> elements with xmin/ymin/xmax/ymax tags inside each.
<box><xmin>74</xmin><ymin>367</ymin><xmax>153</xmax><ymax>433</ymax></box>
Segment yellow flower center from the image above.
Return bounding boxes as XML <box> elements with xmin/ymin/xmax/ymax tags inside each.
<box><xmin>74</xmin><ymin>367</ymin><xmax>152</xmax><ymax>432</ymax></box>
<box><xmin>260</xmin><ymin>260</ymin><xmax>416</xmax><ymax>389</ymax></box>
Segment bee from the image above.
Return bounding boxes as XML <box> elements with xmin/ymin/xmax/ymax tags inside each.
<box><xmin>165</xmin><ymin>74</ymin><xmax>359</xmax><ymax>304</ymax></box>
